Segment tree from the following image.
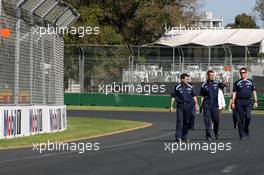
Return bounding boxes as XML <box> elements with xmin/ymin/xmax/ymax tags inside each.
<box><xmin>64</xmin><ymin>0</ymin><xmax>199</xmax><ymax>45</ymax></box>
<box><xmin>255</xmin><ymin>0</ymin><xmax>264</xmax><ymax>21</ymax></box>
<box><xmin>62</xmin><ymin>0</ymin><xmax>200</xmax><ymax>90</ymax></box>
<box><xmin>226</xmin><ymin>13</ymin><xmax>257</xmax><ymax>28</ymax></box>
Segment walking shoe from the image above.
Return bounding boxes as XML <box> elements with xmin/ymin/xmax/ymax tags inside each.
<box><xmin>215</xmin><ymin>134</ymin><xmax>219</xmax><ymax>140</ymax></box>
<box><xmin>206</xmin><ymin>137</ymin><xmax>212</xmax><ymax>141</ymax></box>
<box><xmin>189</xmin><ymin>126</ymin><xmax>194</xmax><ymax>130</ymax></box>
<box><xmin>245</xmin><ymin>133</ymin><xmax>251</xmax><ymax>139</ymax></box>
<box><xmin>182</xmin><ymin>138</ymin><xmax>190</xmax><ymax>142</ymax></box>
<box><xmin>240</xmin><ymin>137</ymin><xmax>246</xmax><ymax>141</ymax></box>
<box><xmin>175</xmin><ymin>138</ymin><xmax>182</xmax><ymax>142</ymax></box>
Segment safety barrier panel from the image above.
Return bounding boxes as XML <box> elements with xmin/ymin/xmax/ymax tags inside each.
<box><xmin>258</xmin><ymin>98</ymin><xmax>264</xmax><ymax>110</ymax></box>
<box><xmin>0</xmin><ymin>105</ymin><xmax>67</xmax><ymax>139</ymax></box>
<box><xmin>65</xmin><ymin>93</ymin><xmax>169</xmax><ymax>108</ymax></box>
<box><xmin>65</xmin><ymin>93</ymin><xmax>264</xmax><ymax>110</ymax></box>
<box><xmin>64</xmin><ymin>93</ymin><xmax>221</xmax><ymax>108</ymax></box>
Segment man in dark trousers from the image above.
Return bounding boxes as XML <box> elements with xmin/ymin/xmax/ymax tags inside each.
<box><xmin>231</xmin><ymin>67</ymin><xmax>258</xmax><ymax>140</ymax></box>
<box><xmin>200</xmin><ymin>70</ymin><xmax>224</xmax><ymax>141</ymax></box>
<box><xmin>170</xmin><ymin>73</ymin><xmax>198</xmax><ymax>142</ymax></box>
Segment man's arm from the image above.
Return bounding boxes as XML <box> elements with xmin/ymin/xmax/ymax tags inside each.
<box><xmin>231</xmin><ymin>92</ymin><xmax>236</xmax><ymax>110</ymax></box>
<box><xmin>199</xmin><ymin>85</ymin><xmax>204</xmax><ymax>113</ymax></box>
<box><xmin>191</xmin><ymin>88</ymin><xmax>198</xmax><ymax>108</ymax></box>
<box><xmin>218</xmin><ymin>81</ymin><xmax>227</xmax><ymax>89</ymax></box>
<box><xmin>231</xmin><ymin>80</ymin><xmax>238</xmax><ymax>110</ymax></box>
<box><xmin>229</xmin><ymin>96</ymin><xmax>233</xmax><ymax>111</ymax></box>
<box><xmin>193</xmin><ymin>96</ymin><xmax>198</xmax><ymax>112</ymax></box>
<box><xmin>252</xmin><ymin>80</ymin><xmax>258</xmax><ymax>109</ymax></box>
<box><xmin>193</xmin><ymin>96</ymin><xmax>198</xmax><ymax>106</ymax></box>
<box><xmin>200</xmin><ymin>97</ymin><xmax>204</xmax><ymax>113</ymax></box>
<box><xmin>170</xmin><ymin>85</ymin><xmax>177</xmax><ymax>112</ymax></box>
<box><xmin>170</xmin><ymin>98</ymin><xmax>175</xmax><ymax>112</ymax></box>
<box><xmin>253</xmin><ymin>90</ymin><xmax>258</xmax><ymax>109</ymax></box>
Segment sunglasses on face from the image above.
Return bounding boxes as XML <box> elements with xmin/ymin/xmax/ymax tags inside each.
<box><xmin>240</xmin><ymin>72</ymin><xmax>247</xmax><ymax>74</ymax></box>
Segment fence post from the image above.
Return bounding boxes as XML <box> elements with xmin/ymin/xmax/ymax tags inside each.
<box><xmin>79</xmin><ymin>46</ymin><xmax>84</xmax><ymax>93</ymax></box>
<box><xmin>14</xmin><ymin>7</ymin><xmax>22</xmax><ymax>105</ymax></box>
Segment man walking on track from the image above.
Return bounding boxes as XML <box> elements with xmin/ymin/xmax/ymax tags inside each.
<box><xmin>200</xmin><ymin>70</ymin><xmax>224</xmax><ymax>141</ymax></box>
<box><xmin>170</xmin><ymin>73</ymin><xmax>198</xmax><ymax>142</ymax></box>
<box><xmin>231</xmin><ymin>67</ymin><xmax>258</xmax><ymax>140</ymax></box>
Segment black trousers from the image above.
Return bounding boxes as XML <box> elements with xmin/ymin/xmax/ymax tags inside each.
<box><xmin>235</xmin><ymin>99</ymin><xmax>252</xmax><ymax>138</ymax></box>
<box><xmin>175</xmin><ymin>103</ymin><xmax>192</xmax><ymax>139</ymax></box>
<box><xmin>203</xmin><ymin>104</ymin><xmax>219</xmax><ymax>138</ymax></box>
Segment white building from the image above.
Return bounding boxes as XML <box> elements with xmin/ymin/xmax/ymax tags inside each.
<box><xmin>193</xmin><ymin>12</ymin><xmax>224</xmax><ymax>29</ymax></box>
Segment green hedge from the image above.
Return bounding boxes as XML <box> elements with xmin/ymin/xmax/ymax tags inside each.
<box><xmin>65</xmin><ymin>93</ymin><xmax>170</xmax><ymax>108</ymax></box>
<box><xmin>65</xmin><ymin>93</ymin><xmax>264</xmax><ymax>110</ymax></box>
<box><xmin>64</xmin><ymin>93</ymin><xmax>235</xmax><ymax>109</ymax></box>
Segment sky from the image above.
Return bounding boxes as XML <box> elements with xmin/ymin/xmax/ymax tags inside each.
<box><xmin>201</xmin><ymin>0</ymin><xmax>261</xmax><ymax>26</ymax></box>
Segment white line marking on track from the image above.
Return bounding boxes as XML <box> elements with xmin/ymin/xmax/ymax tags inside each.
<box><xmin>102</xmin><ymin>131</ymin><xmax>175</xmax><ymax>149</ymax></box>
<box><xmin>0</xmin><ymin>123</ymin><xmax>202</xmax><ymax>165</ymax></box>
<box><xmin>0</xmin><ymin>131</ymin><xmax>175</xmax><ymax>165</ymax></box>
<box><xmin>221</xmin><ymin>165</ymin><xmax>236</xmax><ymax>173</ymax></box>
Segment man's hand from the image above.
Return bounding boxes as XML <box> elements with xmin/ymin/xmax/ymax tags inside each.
<box><xmin>195</xmin><ymin>104</ymin><xmax>199</xmax><ymax>113</ymax></box>
<box><xmin>222</xmin><ymin>81</ymin><xmax>228</xmax><ymax>87</ymax></box>
<box><xmin>170</xmin><ymin>107</ymin><xmax>175</xmax><ymax>112</ymax></box>
<box><xmin>231</xmin><ymin>103</ymin><xmax>235</xmax><ymax>110</ymax></box>
<box><xmin>254</xmin><ymin>102</ymin><xmax>258</xmax><ymax>109</ymax></box>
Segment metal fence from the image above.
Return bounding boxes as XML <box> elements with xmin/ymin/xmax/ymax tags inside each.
<box><xmin>64</xmin><ymin>44</ymin><xmax>264</xmax><ymax>95</ymax></box>
<box><xmin>0</xmin><ymin>1</ymin><xmax>64</xmax><ymax>105</ymax></box>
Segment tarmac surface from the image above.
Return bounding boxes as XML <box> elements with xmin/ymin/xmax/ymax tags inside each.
<box><xmin>0</xmin><ymin>110</ymin><xmax>263</xmax><ymax>175</ymax></box>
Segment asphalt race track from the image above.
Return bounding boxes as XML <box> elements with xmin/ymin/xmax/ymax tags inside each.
<box><xmin>0</xmin><ymin>110</ymin><xmax>264</xmax><ymax>175</ymax></box>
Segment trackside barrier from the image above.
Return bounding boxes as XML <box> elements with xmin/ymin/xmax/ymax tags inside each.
<box><xmin>65</xmin><ymin>93</ymin><xmax>170</xmax><ymax>108</ymax></box>
<box><xmin>257</xmin><ymin>98</ymin><xmax>264</xmax><ymax>110</ymax></box>
<box><xmin>65</xmin><ymin>93</ymin><xmax>264</xmax><ymax>110</ymax></box>
<box><xmin>0</xmin><ymin>105</ymin><xmax>67</xmax><ymax>139</ymax></box>
<box><xmin>65</xmin><ymin>93</ymin><xmax>228</xmax><ymax>108</ymax></box>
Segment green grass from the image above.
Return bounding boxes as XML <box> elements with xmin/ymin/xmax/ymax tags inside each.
<box><xmin>0</xmin><ymin>117</ymin><xmax>150</xmax><ymax>149</ymax></box>
<box><xmin>67</xmin><ymin>105</ymin><xmax>264</xmax><ymax>114</ymax></box>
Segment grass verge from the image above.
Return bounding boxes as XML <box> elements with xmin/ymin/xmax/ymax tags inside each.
<box><xmin>0</xmin><ymin>117</ymin><xmax>151</xmax><ymax>150</ymax></box>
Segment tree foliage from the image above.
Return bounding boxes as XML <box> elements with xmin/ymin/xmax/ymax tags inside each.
<box><xmin>255</xmin><ymin>0</ymin><xmax>264</xmax><ymax>21</ymax></box>
<box><xmin>63</xmin><ymin>0</ymin><xmax>199</xmax><ymax>45</ymax></box>
<box><xmin>63</xmin><ymin>0</ymin><xmax>200</xmax><ymax>90</ymax></box>
<box><xmin>226</xmin><ymin>13</ymin><xmax>257</xmax><ymax>29</ymax></box>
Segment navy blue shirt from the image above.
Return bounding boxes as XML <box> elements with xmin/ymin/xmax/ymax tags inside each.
<box><xmin>233</xmin><ymin>79</ymin><xmax>256</xmax><ymax>99</ymax></box>
<box><xmin>200</xmin><ymin>80</ymin><xmax>222</xmax><ymax>107</ymax></box>
<box><xmin>171</xmin><ymin>83</ymin><xmax>197</xmax><ymax>103</ymax></box>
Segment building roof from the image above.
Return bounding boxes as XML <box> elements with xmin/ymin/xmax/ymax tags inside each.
<box><xmin>156</xmin><ymin>29</ymin><xmax>264</xmax><ymax>47</ymax></box>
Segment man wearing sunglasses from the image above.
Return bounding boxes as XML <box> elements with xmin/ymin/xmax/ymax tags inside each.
<box><xmin>231</xmin><ymin>67</ymin><xmax>258</xmax><ymax>141</ymax></box>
